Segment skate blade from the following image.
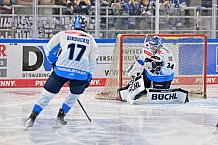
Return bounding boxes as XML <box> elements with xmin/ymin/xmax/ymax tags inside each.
<box><xmin>24</xmin><ymin>126</ymin><xmax>29</xmax><ymax>131</ymax></box>
<box><xmin>52</xmin><ymin>119</ymin><xmax>66</xmax><ymax>128</ymax></box>
<box><xmin>53</xmin><ymin>124</ymin><xmax>62</xmax><ymax>128</ymax></box>
<box><xmin>53</xmin><ymin>121</ymin><xmax>62</xmax><ymax>128</ymax></box>
<box><xmin>24</xmin><ymin>124</ymin><xmax>33</xmax><ymax>131</ymax></box>
<box><xmin>24</xmin><ymin>119</ymin><xmax>33</xmax><ymax>131</ymax></box>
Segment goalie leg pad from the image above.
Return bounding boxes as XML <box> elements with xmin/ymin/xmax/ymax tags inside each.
<box><xmin>117</xmin><ymin>87</ymin><xmax>129</xmax><ymax>101</ymax></box>
<box><xmin>118</xmin><ymin>76</ymin><xmax>145</xmax><ymax>103</ymax></box>
<box><xmin>146</xmin><ymin>88</ymin><xmax>189</xmax><ymax>104</ymax></box>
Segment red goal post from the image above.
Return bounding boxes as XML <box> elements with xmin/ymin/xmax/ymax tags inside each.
<box><xmin>96</xmin><ymin>34</ymin><xmax>208</xmax><ymax>100</ymax></box>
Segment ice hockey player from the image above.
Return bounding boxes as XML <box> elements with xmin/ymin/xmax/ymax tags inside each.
<box><xmin>117</xmin><ymin>35</ymin><xmax>178</xmax><ymax>104</ymax></box>
<box><xmin>25</xmin><ymin>15</ymin><xmax>98</xmax><ymax>130</ymax></box>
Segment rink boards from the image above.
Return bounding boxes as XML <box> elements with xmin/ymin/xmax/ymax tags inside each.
<box><xmin>0</xmin><ymin>39</ymin><xmax>218</xmax><ymax>88</ymax></box>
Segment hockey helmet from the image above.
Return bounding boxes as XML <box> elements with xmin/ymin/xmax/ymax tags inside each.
<box><xmin>73</xmin><ymin>15</ymin><xmax>88</xmax><ymax>32</ymax></box>
<box><xmin>149</xmin><ymin>36</ymin><xmax>162</xmax><ymax>53</ymax></box>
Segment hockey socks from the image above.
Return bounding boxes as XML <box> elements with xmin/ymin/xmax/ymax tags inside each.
<box><xmin>25</xmin><ymin>89</ymin><xmax>56</xmax><ymax>130</ymax></box>
<box><xmin>61</xmin><ymin>93</ymin><xmax>80</xmax><ymax>113</ymax></box>
<box><xmin>34</xmin><ymin>89</ymin><xmax>56</xmax><ymax>111</ymax></box>
<box><xmin>62</xmin><ymin>103</ymin><xmax>71</xmax><ymax>113</ymax></box>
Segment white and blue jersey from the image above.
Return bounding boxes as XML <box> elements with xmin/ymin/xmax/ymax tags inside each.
<box><xmin>45</xmin><ymin>30</ymin><xmax>98</xmax><ymax>81</ymax></box>
<box><xmin>138</xmin><ymin>42</ymin><xmax>175</xmax><ymax>82</ymax></box>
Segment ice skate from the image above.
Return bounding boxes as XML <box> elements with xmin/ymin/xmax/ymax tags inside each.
<box><xmin>53</xmin><ymin>108</ymin><xmax>67</xmax><ymax>128</ymax></box>
<box><xmin>213</xmin><ymin>123</ymin><xmax>218</xmax><ymax>134</ymax></box>
<box><xmin>24</xmin><ymin>111</ymin><xmax>38</xmax><ymax>130</ymax></box>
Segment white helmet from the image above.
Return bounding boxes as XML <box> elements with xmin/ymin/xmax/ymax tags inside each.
<box><xmin>149</xmin><ymin>36</ymin><xmax>162</xmax><ymax>53</ymax></box>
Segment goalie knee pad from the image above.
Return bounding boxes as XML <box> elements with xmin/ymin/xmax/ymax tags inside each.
<box><xmin>117</xmin><ymin>76</ymin><xmax>145</xmax><ymax>102</ymax></box>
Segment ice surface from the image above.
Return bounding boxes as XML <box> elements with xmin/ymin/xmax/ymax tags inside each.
<box><xmin>0</xmin><ymin>87</ymin><xmax>217</xmax><ymax>145</ymax></box>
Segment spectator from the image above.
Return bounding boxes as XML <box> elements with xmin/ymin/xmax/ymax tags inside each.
<box><xmin>149</xmin><ymin>0</ymin><xmax>170</xmax><ymax>15</ymax></box>
<box><xmin>39</xmin><ymin>0</ymin><xmax>55</xmax><ymax>15</ymax></box>
<box><xmin>121</xmin><ymin>0</ymin><xmax>140</xmax><ymax>30</ymax></box>
<box><xmin>139</xmin><ymin>0</ymin><xmax>153</xmax><ymax>16</ymax></box>
<box><xmin>0</xmin><ymin>0</ymin><xmax>12</xmax><ymax>14</ymax></box>
<box><xmin>100</xmin><ymin>0</ymin><xmax>112</xmax><ymax>37</ymax></box>
<box><xmin>101</xmin><ymin>0</ymin><xmax>111</xmax><ymax>6</ymax></box>
<box><xmin>100</xmin><ymin>0</ymin><xmax>112</xmax><ymax>27</ymax></box>
<box><xmin>201</xmin><ymin>0</ymin><xmax>212</xmax><ymax>8</ymax></box>
<box><xmin>111</xmin><ymin>0</ymin><xmax>122</xmax><ymax>15</ymax></box>
<box><xmin>16</xmin><ymin>0</ymin><xmax>33</xmax><ymax>15</ymax></box>
<box><xmin>73</xmin><ymin>0</ymin><xmax>91</xmax><ymax>15</ymax></box>
<box><xmin>137</xmin><ymin>0</ymin><xmax>154</xmax><ymax>30</ymax></box>
<box><xmin>110</xmin><ymin>0</ymin><xmax>123</xmax><ymax>37</ymax></box>
<box><xmin>53</xmin><ymin>0</ymin><xmax>65</xmax><ymax>15</ymax></box>
<box><xmin>183</xmin><ymin>0</ymin><xmax>190</xmax><ymax>27</ymax></box>
<box><xmin>64</xmin><ymin>0</ymin><xmax>74</xmax><ymax>15</ymax></box>
<box><xmin>153</xmin><ymin>0</ymin><xmax>187</xmax><ymax>30</ymax></box>
<box><xmin>159</xmin><ymin>0</ymin><xmax>170</xmax><ymax>7</ymax></box>
<box><xmin>121</xmin><ymin>0</ymin><xmax>140</xmax><ymax>15</ymax></box>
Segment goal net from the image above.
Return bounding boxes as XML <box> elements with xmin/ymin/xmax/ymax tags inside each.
<box><xmin>96</xmin><ymin>34</ymin><xmax>207</xmax><ymax>100</ymax></box>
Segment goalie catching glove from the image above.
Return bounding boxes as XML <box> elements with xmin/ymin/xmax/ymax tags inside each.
<box><xmin>127</xmin><ymin>56</ymin><xmax>164</xmax><ymax>77</ymax></box>
<box><xmin>145</xmin><ymin>56</ymin><xmax>163</xmax><ymax>75</ymax></box>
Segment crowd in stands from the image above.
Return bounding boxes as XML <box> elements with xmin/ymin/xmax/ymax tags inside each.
<box><xmin>0</xmin><ymin>0</ymin><xmax>216</xmax><ymax>15</ymax></box>
<box><xmin>0</xmin><ymin>0</ymin><xmax>217</xmax><ymax>38</ymax></box>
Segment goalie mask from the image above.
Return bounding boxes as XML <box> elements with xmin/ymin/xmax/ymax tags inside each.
<box><xmin>73</xmin><ymin>15</ymin><xmax>88</xmax><ymax>32</ymax></box>
<box><xmin>149</xmin><ymin>36</ymin><xmax>162</xmax><ymax>53</ymax></box>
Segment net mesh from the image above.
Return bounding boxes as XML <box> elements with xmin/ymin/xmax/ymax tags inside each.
<box><xmin>96</xmin><ymin>34</ymin><xmax>207</xmax><ymax>100</ymax></box>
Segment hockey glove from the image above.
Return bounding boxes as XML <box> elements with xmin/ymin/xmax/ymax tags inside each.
<box><xmin>150</xmin><ymin>61</ymin><xmax>163</xmax><ymax>75</ymax></box>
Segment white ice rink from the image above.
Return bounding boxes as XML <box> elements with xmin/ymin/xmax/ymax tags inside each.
<box><xmin>0</xmin><ymin>86</ymin><xmax>218</xmax><ymax>145</ymax></box>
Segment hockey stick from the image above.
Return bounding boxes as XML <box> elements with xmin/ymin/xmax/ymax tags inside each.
<box><xmin>143</xmin><ymin>34</ymin><xmax>149</xmax><ymax>46</ymax></box>
<box><xmin>77</xmin><ymin>99</ymin><xmax>92</xmax><ymax>123</ymax></box>
<box><xmin>67</xmin><ymin>81</ymin><xmax>92</xmax><ymax>123</ymax></box>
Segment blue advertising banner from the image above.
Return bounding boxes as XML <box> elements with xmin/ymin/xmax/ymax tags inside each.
<box><xmin>207</xmin><ymin>40</ymin><xmax>218</xmax><ymax>75</ymax></box>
